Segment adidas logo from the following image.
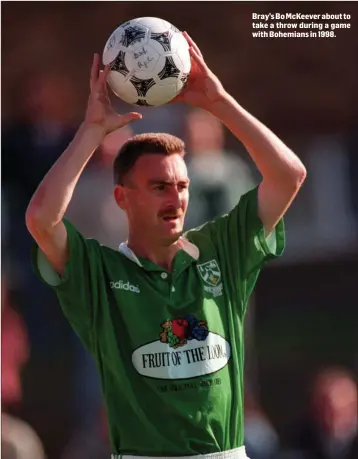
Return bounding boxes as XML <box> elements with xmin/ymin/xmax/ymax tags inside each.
<box><xmin>110</xmin><ymin>280</ymin><xmax>140</xmax><ymax>293</ymax></box>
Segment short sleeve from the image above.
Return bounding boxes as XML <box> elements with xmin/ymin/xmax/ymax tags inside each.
<box><xmin>187</xmin><ymin>186</ymin><xmax>285</xmax><ymax>313</ymax></box>
<box><xmin>31</xmin><ymin>219</ymin><xmax>100</xmax><ymax>352</ymax></box>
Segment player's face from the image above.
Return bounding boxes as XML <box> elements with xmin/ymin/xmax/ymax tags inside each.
<box><xmin>118</xmin><ymin>153</ymin><xmax>190</xmax><ymax>244</ymax></box>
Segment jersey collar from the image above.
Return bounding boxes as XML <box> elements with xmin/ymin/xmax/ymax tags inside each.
<box><xmin>118</xmin><ymin>243</ymin><xmax>143</xmax><ymax>267</ymax></box>
<box><xmin>118</xmin><ymin>237</ymin><xmax>200</xmax><ymax>268</ymax></box>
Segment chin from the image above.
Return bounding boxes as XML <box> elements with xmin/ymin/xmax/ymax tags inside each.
<box><xmin>162</xmin><ymin>228</ymin><xmax>183</xmax><ymax>245</ymax></box>
<box><xmin>156</xmin><ymin>216</ymin><xmax>184</xmax><ymax>243</ymax></box>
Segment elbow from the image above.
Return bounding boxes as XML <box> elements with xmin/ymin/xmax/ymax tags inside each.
<box><xmin>25</xmin><ymin>200</ymin><xmax>49</xmax><ymax>234</ymax></box>
<box><xmin>25</xmin><ymin>205</ymin><xmax>41</xmax><ymax>234</ymax></box>
<box><xmin>286</xmin><ymin>167</ymin><xmax>306</xmax><ymax>196</ymax></box>
<box><xmin>287</xmin><ymin>155</ymin><xmax>307</xmax><ymax>189</ymax></box>
<box><xmin>296</xmin><ymin>163</ymin><xmax>307</xmax><ymax>186</ymax></box>
<box><xmin>26</xmin><ymin>202</ymin><xmax>62</xmax><ymax>235</ymax></box>
<box><xmin>278</xmin><ymin>160</ymin><xmax>307</xmax><ymax>194</ymax></box>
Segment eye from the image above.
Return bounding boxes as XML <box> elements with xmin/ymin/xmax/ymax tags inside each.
<box><xmin>155</xmin><ymin>185</ymin><xmax>165</xmax><ymax>191</ymax></box>
<box><xmin>178</xmin><ymin>183</ymin><xmax>188</xmax><ymax>191</ymax></box>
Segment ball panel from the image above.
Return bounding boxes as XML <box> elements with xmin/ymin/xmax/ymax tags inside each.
<box><xmin>153</xmin><ymin>54</ymin><xmax>167</xmax><ymax>75</ymax></box>
<box><xmin>156</xmin><ymin>76</ymin><xmax>183</xmax><ymax>88</ymax></box>
<box><xmin>162</xmin><ymin>19</ymin><xmax>180</xmax><ymax>33</ymax></box>
<box><xmin>124</xmin><ymin>51</ymin><xmax>134</xmax><ymax>74</ymax></box>
<box><xmin>169</xmin><ymin>52</ymin><xmax>191</xmax><ymax>76</ymax></box>
<box><xmin>170</xmin><ymin>31</ymin><xmax>189</xmax><ymax>52</ymax></box>
<box><xmin>170</xmin><ymin>33</ymin><xmax>191</xmax><ymax>73</ymax></box>
<box><xmin>146</xmin><ymin>37</ymin><xmax>171</xmax><ymax>57</ymax></box>
<box><xmin>161</xmin><ymin>19</ymin><xmax>172</xmax><ymax>29</ymax></box>
<box><xmin>145</xmin><ymin>81</ymin><xmax>179</xmax><ymax>105</ymax></box>
<box><xmin>135</xmin><ymin>17</ymin><xmax>171</xmax><ymax>34</ymax></box>
<box><xmin>103</xmin><ymin>28</ymin><xmax>124</xmax><ymax>65</ymax></box>
<box><xmin>107</xmin><ymin>71</ymin><xmax>138</xmax><ymax>104</ymax></box>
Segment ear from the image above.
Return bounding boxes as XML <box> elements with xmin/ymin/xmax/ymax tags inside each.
<box><xmin>114</xmin><ymin>185</ymin><xmax>126</xmax><ymax>210</ymax></box>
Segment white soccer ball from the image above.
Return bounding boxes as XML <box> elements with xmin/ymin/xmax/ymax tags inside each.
<box><xmin>102</xmin><ymin>17</ymin><xmax>191</xmax><ymax>106</ymax></box>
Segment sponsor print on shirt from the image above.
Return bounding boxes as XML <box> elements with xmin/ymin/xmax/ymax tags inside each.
<box><xmin>132</xmin><ymin>315</ymin><xmax>231</xmax><ymax>379</ymax></box>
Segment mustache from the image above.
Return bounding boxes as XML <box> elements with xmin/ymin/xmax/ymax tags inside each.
<box><xmin>158</xmin><ymin>208</ymin><xmax>184</xmax><ymax>218</ymax></box>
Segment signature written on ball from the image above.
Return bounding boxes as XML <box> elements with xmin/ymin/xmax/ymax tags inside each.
<box><xmin>133</xmin><ymin>47</ymin><xmax>154</xmax><ymax>69</ymax></box>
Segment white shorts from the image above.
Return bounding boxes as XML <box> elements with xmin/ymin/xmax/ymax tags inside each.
<box><xmin>116</xmin><ymin>446</ymin><xmax>249</xmax><ymax>459</ymax></box>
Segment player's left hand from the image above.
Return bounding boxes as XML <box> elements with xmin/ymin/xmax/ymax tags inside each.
<box><xmin>171</xmin><ymin>32</ymin><xmax>226</xmax><ymax>110</ymax></box>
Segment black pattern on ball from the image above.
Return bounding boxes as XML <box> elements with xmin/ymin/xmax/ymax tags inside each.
<box><xmin>136</xmin><ymin>99</ymin><xmax>151</xmax><ymax>106</ymax></box>
<box><xmin>150</xmin><ymin>31</ymin><xmax>171</xmax><ymax>52</ymax></box>
<box><xmin>180</xmin><ymin>73</ymin><xmax>189</xmax><ymax>89</ymax></box>
<box><xmin>158</xmin><ymin>56</ymin><xmax>181</xmax><ymax>80</ymax></box>
<box><xmin>110</xmin><ymin>51</ymin><xmax>129</xmax><ymax>77</ymax></box>
<box><xmin>119</xmin><ymin>26</ymin><xmax>146</xmax><ymax>47</ymax></box>
<box><xmin>130</xmin><ymin>76</ymin><xmax>156</xmax><ymax>97</ymax></box>
<box><xmin>106</xmin><ymin>35</ymin><xmax>116</xmax><ymax>52</ymax></box>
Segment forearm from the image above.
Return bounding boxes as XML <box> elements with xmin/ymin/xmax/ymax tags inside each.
<box><xmin>210</xmin><ymin>93</ymin><xmax>306</xmax><ymax>183</ymax></box>
<box><xmin>26</xmin><ymin>123</ymin><xmax>105</xmax><ymax>228</ymax></box>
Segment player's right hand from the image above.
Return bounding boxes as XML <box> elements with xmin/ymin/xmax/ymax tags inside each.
<box><xmin>84</xmin><ymin>54</ymin><xmax>142</xmax><ymax>135</ymax></box>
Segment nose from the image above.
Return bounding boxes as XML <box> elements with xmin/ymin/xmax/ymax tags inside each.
<box><xmin>168</xmin><ymin>187</ymin><xmax>181</xmax><ymax>209</ymax></box>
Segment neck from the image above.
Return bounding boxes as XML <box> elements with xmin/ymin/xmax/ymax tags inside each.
<box><xmin>127</xmin><ymin>234</ymin><xmax>182</xmax><ymax>271</ymax></box>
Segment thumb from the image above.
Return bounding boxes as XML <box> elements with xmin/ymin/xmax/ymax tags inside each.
<box><xmin>120</xmin><ymin>112</ymin><xmax>142</xmax><ymax>126</ymax></box>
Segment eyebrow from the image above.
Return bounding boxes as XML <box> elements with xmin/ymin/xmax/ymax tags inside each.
<box><xmin>147</xmin><ymin>179</ymin><xmax>190</xmax><ymax>186</ymax></box>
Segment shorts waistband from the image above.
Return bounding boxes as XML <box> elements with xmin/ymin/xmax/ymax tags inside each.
<box><xmin>113</xmin><ymin>446</ymin><xmax>248</xmax><ymax>459</ymax></box>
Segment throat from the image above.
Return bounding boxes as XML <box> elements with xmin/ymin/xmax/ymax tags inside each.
<box><xmin>126</xmin><ymin>238</ymin><xmax>182</xmax><ymax>272</ymax></box>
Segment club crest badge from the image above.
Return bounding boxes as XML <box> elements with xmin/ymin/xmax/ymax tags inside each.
<box><xmin>197</xmin><ymin>259</ymin><xmax>223</xmax><ymax>297</ymax></box>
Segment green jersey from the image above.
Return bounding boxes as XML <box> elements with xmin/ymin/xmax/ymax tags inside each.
<box><xmin>32</xmin><ymin>186</ymin><xmax>284</xmax><ymax>456</ymax></box>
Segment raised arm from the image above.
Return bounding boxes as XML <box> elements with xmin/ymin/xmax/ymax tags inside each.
<box><xmin>175</xmin><ymin>33</ymin><xmax>307</xmax><ymax>235</ymax></box>
<box><xmin>25</xmin><ymin>54</ymin><xmax>141</xmax><ymax>275</ymax></box>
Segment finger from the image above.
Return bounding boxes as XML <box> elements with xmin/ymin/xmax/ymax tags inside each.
<box><xmin>90</xmin><ymin>54</ymin><xmax>100</xmax><ymax>92</ymax></box>
<box><xmin>119</xmin><ymin>112</ymin><xmax>143</xmax><ymax>126</ymax></box>
<box><xmin>183</xmin><ymin>32</ymin><xmax>203</xmax><ymax>58</ymax></box>
<box><xmin>189</xmin><ymin>46</ymin><xmax>207</xmax><ymax>72</ymax></box>
<box><xmin>98</xmin><ymin>65</ymin><xmax>111</xmax><ymax>94</ymax></box>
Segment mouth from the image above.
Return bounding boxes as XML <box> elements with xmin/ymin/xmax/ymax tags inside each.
<box><xmin>162</xmin><ymin>216</ymin><xmax>180</xmax><ymax>222</ymax></box>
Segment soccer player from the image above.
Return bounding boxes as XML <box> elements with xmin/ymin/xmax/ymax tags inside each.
<box><xmin>26</xmin><ymin>33</ymin><xmax>306</xmax><ymax>458</ymax></box>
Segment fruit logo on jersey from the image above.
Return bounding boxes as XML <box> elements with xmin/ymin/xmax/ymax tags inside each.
<box><xmin>160</xmin><ymin>315</ymin><xmax>209</xmax><ymax>349</ymax></box>
<box><xmin>197</xmin><ymin>259</ymin><xmax>223</xmax><ymax>297</ymax></box>
<box><xmin>132</xmin><ymin>315</ymin><xmax>231</xmax><ymax>380</ymax></box>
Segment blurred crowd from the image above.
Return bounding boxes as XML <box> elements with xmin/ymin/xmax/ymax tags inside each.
<box><xmin>2</xmin><ymin>64</ymin><xmax>358</xmax><ymax>459</ymax></box>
